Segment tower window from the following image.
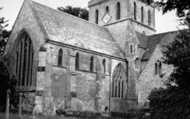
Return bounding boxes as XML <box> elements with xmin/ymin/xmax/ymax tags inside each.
<box><xmin>134</xmin><ymin>2</ymin><xmax>137</xmax><ymax>20</ymax></box>
<box><xmin>141</xmin><ymin>7</ymin><xmax>144</xmax><ymax>23</ymax></box>
<box><xmin>90</xmin><ymin>56</ymin><xmax>94</xmax><ymax>72</ymax></box>
<box><xmin>116</xmin><ymin>2</ymin><xmax>121</xmax><ymax>20</ymax></box>
<box><xmin>155</xmin><ymin>60</ymin><xmax>162</xmax><ymax>76</ymax></box>
<box><xmin>106</xmin><ymin>6</ymin><xmax>109</xmax><ymax>13</ymax></box>
<box><xmin>148</xmin><ymin>10</ymin><xmax>151</xmax><ymax>25</ymax></box>
<box><xmin>58</xmin><ymin>49</ymin><xmax>63</xmax><ymax>66</ymax></box>
<box><xmin>95</xmin><ymin>9</ymin><xmax>99</xmax><ymax>24</ymax></box>
<box><xmin>75</xmin><ymin>53</ymin><xmax>79</xmax><ymax>70</ymax></box>
<box><xmin>129</xmin><ymin>43</ymin><xmax>135</xmax><ymax>55</ymax></box>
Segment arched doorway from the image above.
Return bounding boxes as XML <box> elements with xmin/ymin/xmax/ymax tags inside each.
<box><xmin>0</xmin><ymin>61</ymin><xmax>9</xmax><ymax>112</ymax></box>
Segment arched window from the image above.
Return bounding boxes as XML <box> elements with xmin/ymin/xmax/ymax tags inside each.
<box><xmin>155</xmin><ymin>60</ymin><xmax>162</xmax><ymax>75</ymax></box>
<box><xmin>95</xmin><ymin>9</ymin><xmax>99</xmax><ymax>24</ymax></box>
<box><xmin>106</xmin><ymin>6</ymin><xmax>109</xmax><ymax>13</ymax></box>
<box><xmin>158</xmin><ymin>61</ymin><xmax>162</xmax><ymax>75</ymax></box>
<box><xmin>58</xmin><ymin>49</ymin><xmax>63</xmax><ymax>66</ymax></box>
<box><xmin>102</xmin><ymin>59</ymin><xmax>106</xmax><ymax>73</ymax></box>
<box><xmin>90</xmin><ymin>56</ymin><xmax>94</xmax><ymax>72</ymax></box>
<box><xmin>116</xmin><ymin>2</ymin><xmax>121</xmax><ymax>20</ymax></box>
<box><xmin>134</xmin><ymin>2</ymin><xmax>137</xmax><ymax>20</ymax></box>
<box><xmin>155</xmin><ymin>62</ymin><xmax>158</xmax><ymax>75</ymax></box>
<box><xmin>141</xmin><ymin>7</ymin><xmax>144</xmax><ymax>23</ymax></box>
<box><xmin>75</xmin><ymin>53</ymin><xmax>79</xmax><ymax>70</ymax></box>
<box><xmin>16</xmin><ymin>31</ymin><xmax>34</xmax><ymax>88</ymax></box>
<box><xmin>111</xmin><ymin>63</ymin><xmax>126</xmax><ymax>98</ymax></box>
<box><xmin>148</xmin><ymin>10</ymin><xmax>151</xmax><ymax>25</ymax></box>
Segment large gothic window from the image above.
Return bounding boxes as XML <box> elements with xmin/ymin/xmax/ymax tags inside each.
<box><xmin>16</xmin><ymin>31</ymin><xmax>34</xmax><ymax>88</ymax></box>
<box><xmin>116</xmin><ymin>2</ymin><xmax>121</xmax><ymax>20</ymax></box>
<box><xmin>111</xmin><ymin>63</ymin><xmax>127</xmax><ymax>98</ymax></box>
<box><xmin>58</xmin><ymin>49</ymin><xmax>63</xmax><ymax>66</ymax></box>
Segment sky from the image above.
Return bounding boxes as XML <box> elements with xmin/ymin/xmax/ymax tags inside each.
<box><xmin>0</xmin><ymin>0</ymin><xmax>182</xmax><ymax>33</ymax></box>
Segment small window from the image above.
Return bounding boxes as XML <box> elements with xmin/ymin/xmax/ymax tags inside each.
<box><xmin>90</xmin><ymin>56</ymin><xmax>94</xmax><ymax>72</ymax></box>
<box><xmin>141</xmin><ymin>7</ymin><xmax>144</xmax><ymax>23</ymax></box>
<box><xmin>148</xmin><ymin>10</ymin><xmax>151</xmax><ymax>25</ymax></box>
<box><xmin>134</xmin><ymin>2</ymin><xmax>137</xmax><ymax>20</ymax></box>
<box><xmin>155</xmin><ymin>63</ymin><xmax>158</xmax><ymax>75</ymax></box>
<box><xmin>103</xmin><ymin>59</ymin><xmax>106</xmax><ymax>73</ymax></box>
<box><xmin>58</xmin><ymin>49</ymin><xmax>63</xmax><ymax>66</ymax></box>
<box><xmin>129</xmin><ymin>44</ymin><xmax>135</xmax><ymax>55</ymax></box>
<box><xmin>75</xmin><ymin>53</ymin><xmax>79</xmax><ymax>70</ymax></box>
<box><xmin>106</xmin><ymin>6</ymin><xmax>109</xmax><ymax>13</ymax></box>
<box><xmin>95</xmin><ymin>9</ymin><xmax>99</xmax><ymax>24</ymax></box>
<box><xmin>155</xmin><ymin>60</ymin><xmax>162</xmax><ymax>76</ymax></box>
<box><xmin>158</xmin><ymin>61</ymin><xmax>162</xmax><ymax>75</ymax></box>
<box><xmin>116</xmin><ymin>2</ymin><xmax>121</xmax><ymax>20</ymax></box>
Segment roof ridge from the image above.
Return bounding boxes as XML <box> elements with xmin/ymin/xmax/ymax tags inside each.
<box><xmin>148</xmin><ymin>30</ymin><xmax>178</xmax><ymax>37</ymax></box>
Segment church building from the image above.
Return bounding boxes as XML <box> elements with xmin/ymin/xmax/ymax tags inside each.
<box><xmin>3</xmin><ymin>0</ymin><xmax>176</xmax><ymax>115</ymax></box>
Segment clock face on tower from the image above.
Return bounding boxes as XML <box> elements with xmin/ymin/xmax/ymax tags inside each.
<box><xmin>102</xmin><ymin>13</ymin><xmax>112</xmax><ymax>24</ymax></box>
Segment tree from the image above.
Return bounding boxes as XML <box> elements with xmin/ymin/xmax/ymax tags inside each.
<box><xmin>58</xmin><ymin>6</ymin><xmax>89</xmax><ymax>21</ymax></box>
<box><xmin>148</xmin><ymin>1</ymin><xmax>190</xmax><ymax>119</ymax></box>
<box><xmin>157</xmin><ymin>0</ymin><xmax>190</xmax><ymax>18</ymax></box>
<box><xmin>0</xmin><ymin>15</ymin><xmax>11</xmax><ymax>55</ymax></box>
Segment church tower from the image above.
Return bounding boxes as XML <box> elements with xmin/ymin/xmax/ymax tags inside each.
<box><xmin>88</xmin><ymin>0</ymin><xmax>156</xmax><ymax>35</ymax></box>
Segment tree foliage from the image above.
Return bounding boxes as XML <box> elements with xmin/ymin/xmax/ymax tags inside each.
<box><xmin>0</xmin><ymin>17</ymin><xmax>11</xmax><ymax>55</ymax></box>
<box><xmin>149</xmin><ymin>1</ymin><xmax>190</xmax><ymax>118</ymax></box>
<box><xmin>58</xmin><ymin>6</ymin><xmax>89</xmax><ymax>21</ymax></box>
<box><xmin>156</xmin><ymin>0</ymin><xmax>190</xmax><ymax>17</ymax></box>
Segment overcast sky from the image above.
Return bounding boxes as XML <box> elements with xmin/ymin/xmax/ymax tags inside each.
<box><xmin>0</xmin><ymin>0</ymin><xmax>182</xmax><ymax>33</ymax></box>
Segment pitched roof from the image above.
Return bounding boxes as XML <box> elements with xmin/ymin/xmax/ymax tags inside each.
<box><xmin>88</xmin><ymin>0</ymin><xmax>109</xmax><ymax>7</ymax></box>
<box><xmin>135</xmin><ymin>32</ymin><xmax>148</xmax><ymax>49</ymax></box>
<box><xmin>29</xmin><ymin>1</ymin><xmax>124</xmax><ymax>58</ymax></box>
<box><xmin>142</xmin><ymin>31</ymin><xmax>178</xmax><ymax>61</ymax></box>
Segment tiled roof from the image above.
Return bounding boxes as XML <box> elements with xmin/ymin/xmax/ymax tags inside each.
<box><xmin>142</xmin><ymin>31</ymin><xmax>178</xmax><ymax>61</ymax></box>
<box><xmin>135</xmin><ymin>32</ymin><xmax>148</xmax><ymax>49</ymax></box>
<box><xmin>88</xmin><ymin>0</ymin><xmax>109</xmax><ymax>7</ymax></box>
<box><xmin>30</xmin><ymin>1</ymin><xmax>124</xmax><ymax>58</ymax></box>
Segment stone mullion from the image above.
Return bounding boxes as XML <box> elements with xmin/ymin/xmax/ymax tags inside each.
<box><xmin>27</xmin><ymin>40</ymin><xmax>31</xmax><ymax>87</ymax></box>
<box><xmin>113</xmin><ymin>70</ymin><xmax>118</xmax><ymax>97</ymax></box>
<box><xmin>15</xmin><ymin>51</ymin><xmax>18</xmax><ymax>87</ymax></box>
<box><xmin>112</xmin><ymin>78</ymin><xmax>114</xmax><ymax>97</ymax></box>
<box><xmin>24</xmin><ymin>38</ymin><xmax>29</xmax><ymax>87</ymax></box>
<box><xmin>121</xmin><ymin>80</ymin><xmax>124</xmax><ymax>98</ymax></box>
<box><xmin>29</xmin><ymin>47</ymin><xmax>34</xmax><ymax>87</ymax></box>
<box><xmin>16</xmin><ymin>43</ymin><xmax>21</xmax><ymax>87</ymax></box>
<box><xmin>116</xmin><ymin>69</ymin><xmax>121</xmax><ymax>98</ymax></box>
<box><xmin>118</xmin><ymin>80</ymin><xmax>121</xmax><ymax>98</ymax></box>
<box><xmin>115</xmin><ymin>80</ymin><xmax>117</xmax><ymax>97</ymax></box>
<box><xmin>22</xmin><ymin>38</ymin><xmax>27</xmax><ymax>87</ymax></box>
<box><xmin>114</xmin><ymin>68</ymin><xmax>119</xmax><ymax>97</ymax></box>
<box><xmin>19</xmin><ymin>38</ymin><xmax>24</xmax><ymax>87</ymax></box>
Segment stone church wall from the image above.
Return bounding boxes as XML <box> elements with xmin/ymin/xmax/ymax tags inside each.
<box><xmin>137</xmin><ymin>45</ymin><xmax>173</xmax><ymax>107</ymax></box>
<box><xmin>36</xmin><ymin>43</ymin><xmax>126</xmax><ymax>114</ymax></box>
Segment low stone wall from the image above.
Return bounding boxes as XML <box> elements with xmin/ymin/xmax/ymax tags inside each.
<box><xmin>0</xmin><ymin>110</ymin><xmax>150</xmax><ymax>119</ymax></box>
